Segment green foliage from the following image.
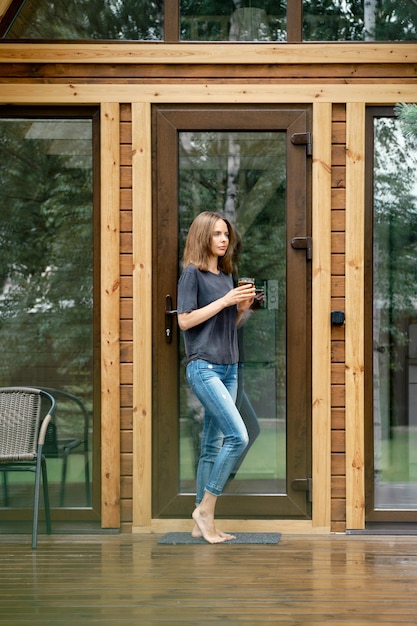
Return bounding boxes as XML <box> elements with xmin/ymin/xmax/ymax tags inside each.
<box><xmin>372</xmin><ymin>0</ymin><xmax>417</xmax><ymax>41</ymax></box>
<box><xmin>395</xmin><ymin>103</ymin><xmax>417</xmax><ymax>144</ymax></box>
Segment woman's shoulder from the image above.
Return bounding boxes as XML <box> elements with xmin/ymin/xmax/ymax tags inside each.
<box><xmin>179</xmin><ymin>264</ymin><xmax>198</xmax><ymax>280</ymax></box>
<box><xmin>180</xmin><ymin>264</ymin><xmax>231</xmax><ymax>283</ymax></box>
<box><xmin>178</xmin><ymin>264</ymin><xmax>198</xmax><ymax>288</ymax></box>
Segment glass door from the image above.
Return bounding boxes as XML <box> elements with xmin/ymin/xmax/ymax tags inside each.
<box><xmin>366</xmin><ymin>106</ymin><xmax>417</xmax><ymax>523</ymax></box>
<box><xmin>153</xmin><ymin>105</ymin><xmax>311</xmax><ymax>519</ymax></box>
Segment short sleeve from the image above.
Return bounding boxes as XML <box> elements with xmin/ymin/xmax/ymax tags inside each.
<box><xmin>177</xmin><ymin>266</ymin><xmax>198</xmax><ymax>314</ymax></box>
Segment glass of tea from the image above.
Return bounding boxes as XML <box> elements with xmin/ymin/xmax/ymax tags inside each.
<box><xmin>238</xmin><ymin>277</ymin><xmax>255</xmax><ymax>288</ymax></box>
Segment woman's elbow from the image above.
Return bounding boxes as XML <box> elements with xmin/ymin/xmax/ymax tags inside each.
<box><xmin>177</xmin><ymin>313</ymin><xmax>190</xmax><ymax>331</ymax></box>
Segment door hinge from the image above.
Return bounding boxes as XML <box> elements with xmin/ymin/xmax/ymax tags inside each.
<box><xmin>291</xmin><ymin>131</ymin><xmax>312</xmax><ymax>156</ymax></box>
<box><xmin>291</xmin><ymin>477</ymin><xmax>312</xmax><ymax>502</ymax></box>
<box><xmin>291</xmin><ymin>236</ymin><xmax>312</xmax><ymax>261</ymax></box>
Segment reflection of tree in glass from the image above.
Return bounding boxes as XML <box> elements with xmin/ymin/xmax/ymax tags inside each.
<box><xmin>5</xmin><ymin>0</ymin><xmax>416</xmax><ymax>41</ymax></box>
<box><xmin>6</xmin><ymin>0</ymin><xmax>163</xmax><ymax>40</ymax></box>
<box><xmin>303</xmin><ymin>0</ymin><xmax>417</xmax><ymax>41</ymax></box>
<box><xmin>180</xmin><ymin>0</ymin><xmax>286</xmax><ymax>41</ymax></box>
<box><xmin>178</xmin><ymin>130</ymin><xmax>286</xmax><ymax>410</ymax></box>
<box><xmin>373</xmin><ymin>107</ymin><xmax>417</xmax><ymax>371</ymax></box>
<box><xmin>0</xmin><ymin>119</ymin><xmax>93</xmax><ymax>388</ymax></box>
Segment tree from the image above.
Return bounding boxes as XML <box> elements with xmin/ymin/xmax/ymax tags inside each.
<box><xmin>364</xmin><ymin>0</ymin><xmax>377</xmax><ymax>40</ymax></box>
<box><xmin>395</xmin><ymin>103</ymin><xmax>417</xmax><ymax>144</ymax></box>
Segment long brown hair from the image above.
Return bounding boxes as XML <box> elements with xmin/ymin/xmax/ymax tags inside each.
<box><xmin>182</xmin><ymin>211</ymin><xmax>236</xmax><ymax>274</ymax></box>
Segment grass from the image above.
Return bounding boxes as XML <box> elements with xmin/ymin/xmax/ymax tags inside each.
<box><xmin>180</xmin><ymin>419</ymin><xmax>286</xmax><ymax>482</ymax></box>
<box><xmin>379</xmin><ymin>428</ymin><xmax>417</xmax><ymax>482</ymax></box>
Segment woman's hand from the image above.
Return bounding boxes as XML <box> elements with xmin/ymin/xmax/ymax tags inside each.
<box><xmin>223</xmin><ymin>284</ymin><xmax>256</xmax><ymax>309</ymax></box>
<box><xmin>177</xmin><ymin>284</ymin><xmax>255</xmax><ymax>331</ymax></box>
<box><xmin>233</xmin><ymin>284</ymin><xmax>256</xmax><ymax>325</ymax></box>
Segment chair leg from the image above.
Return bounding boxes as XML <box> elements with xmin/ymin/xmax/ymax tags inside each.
<box><xmin>32</xmin><ymin>451</ymin><xmax>51</xmax><ymax>549</ymax></box>
<box><xmin>32</xmin><ymin>452</ymin><xmax>43</xmax><ymax>549</ymax></box>
<box><xmin>59</xmin><ymin>453</ymin><xmax>68</xmax><ymax>507</ymax></box>
<box><xmin>41</xmin><ymin>457</ymin><xmax>51</xmax><ymax>535</ymax></box>
<box><xmin>84</xmin><ymin>452</ymin><xmax>91</xmax><ymax>506</ymax></box>
<box><xmin>2</xmin><ymin>472</ymin><xmax>9</xmax><ymax>506</ymax></box>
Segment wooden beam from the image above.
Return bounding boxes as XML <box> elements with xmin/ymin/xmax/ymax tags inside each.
<box><xmin>100</xmin><ymin>102</ymin><xmax>121</xmax><ymax>528</ymax></box>
<box><xmin>133</xmin><ymin>519</ymin><xmax>330</xmax><ymax>534</ymax></box>
<box><xmin>345</xmin><ymin>102</ymin><xmax>365</xmax><ymax>530</ymax></box>
<box><xmin>131</xmin><ymin>103</ymin><xmax>153</xmax><ymax>529</ymax></box>
<box><xmin>311</xmin><ymin>102</ymin><xmax>332</xmax><ymax>530</ymax></box>
<box><xmin>0</xmin><ymin>42</ymin><xmax>416</xmax><ymax>64</ymax></box>
<box><xmin>0</xmin><ymin>83</ymin><xmax>416</xmax><ymax>105</ymax></box>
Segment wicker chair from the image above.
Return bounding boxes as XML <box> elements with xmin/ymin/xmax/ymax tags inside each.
<box><xmin>0</xmin><ymin>387</ymin><xmax>56</xmax><ymax>549</ymax></box>
<box><xmin>40</xmin><ymin>387</ymin><xmax>91</xmax><ymax>507</ymax></box>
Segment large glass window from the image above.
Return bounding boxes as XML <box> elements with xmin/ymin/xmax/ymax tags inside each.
<box><xmin>0</xmin><ymin>112</ymin><xmax>97</xmax><ymax>511</ymax></box>
<box><xmin>2</xmin><ymin>0</ymin><xmax>416</xmax><ymax>41</ymax></box>
<box><xmin>369</xmin><ymin>106</ymin><xmax>417</xmax><ymax>513</ymax></box>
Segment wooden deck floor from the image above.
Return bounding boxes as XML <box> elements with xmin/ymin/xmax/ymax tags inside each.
<box><xmin>1</xmin><ymin>533</ymin><xmax>417</xmax><ymax>624</ymax></box>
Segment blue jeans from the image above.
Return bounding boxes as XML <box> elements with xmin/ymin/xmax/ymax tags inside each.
<box><xmin>186</xmin><ymin>359</ymin><xmax>249</xmax><ymax>503</ymax></box>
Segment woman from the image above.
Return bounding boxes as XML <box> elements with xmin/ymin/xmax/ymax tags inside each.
<box><xmin>177</xmin><ymin>211</ymin><xmax>255</xmax><ymax>543</ymax></box>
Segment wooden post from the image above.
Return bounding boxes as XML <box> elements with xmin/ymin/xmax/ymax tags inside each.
<box><xmin>312</xmin><ymin>102</ymin><xmax>332</xmax><ymax>530</ymax></box>
<box><xmin>345</xmin><ymin>102</ymin><xmax>365</xmax><ymax>530</ymax></box>
<box><xmin>132</xmin><ymin>103</ymin><xmax>153</xmax><ymax>529</ymax></box>
<box><xmin>100</xmin><ymin>103</ymin><xmax>121</xmax><ymax>528</ymax></box>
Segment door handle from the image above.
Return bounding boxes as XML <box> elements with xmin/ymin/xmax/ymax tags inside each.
<box><xmin>165</xmin><ymin>294</ymin><xmax>177</xmax><ymax>344</ymax></box>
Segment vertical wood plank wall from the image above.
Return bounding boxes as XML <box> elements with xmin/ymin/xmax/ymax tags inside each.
<box><xmin>331</xmin><ymin>105</ymin><xmax>347</xmax><ymax>532</ymax></box>
<box><xmin>120</xmin><ymin>105</ymin><xmax>134</xmax><ymax>531</ymax></box>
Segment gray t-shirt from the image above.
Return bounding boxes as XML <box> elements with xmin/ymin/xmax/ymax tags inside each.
<box><xmin>177</xmin><ymin>264</ymin><xmax>239</xmax><ymax>365</ymax></box>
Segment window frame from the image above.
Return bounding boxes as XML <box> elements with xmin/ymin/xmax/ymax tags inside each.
<box><xmin>0</xmin><ymin>105</ymin><xmax>102</xmax><ymax>523</ymax></box>
<box><xmin>2</xmin><ymin>0</ymin><xmax>414</xmax><ymax>43</ymax></box>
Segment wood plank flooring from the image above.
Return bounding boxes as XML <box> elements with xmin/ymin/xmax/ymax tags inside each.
<box><xmin>1</xmin><ymin>533</ymin><xmax>417</xmax><ymax>624</ymax></box>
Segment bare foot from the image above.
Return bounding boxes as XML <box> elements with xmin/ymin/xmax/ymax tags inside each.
<box><xmin>192</xmin><ymin>508</ymin><xmax>233</xmax><ymax>544</ymax></box>
<box><xmin>192</xmin><ymin>523</ymin><xmax>235</xmax><ymax>541</ymax></box>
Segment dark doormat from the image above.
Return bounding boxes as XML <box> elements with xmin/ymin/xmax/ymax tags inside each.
<box><xmin>158</xmin><ymin>532</ymin><xmax>281</xmax><ymax>545</ymax></box>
